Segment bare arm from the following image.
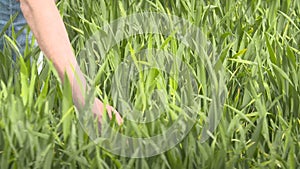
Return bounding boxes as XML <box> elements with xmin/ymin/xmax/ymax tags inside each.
<box><xmin>19</xmin><ymin>0</ymin><xmax>122</xmax><ymax>125</ymax></box>
<box><xmin>20</xmin><ymin>0</ymin><xmax>77</xmax><ymax>84</ymax></box>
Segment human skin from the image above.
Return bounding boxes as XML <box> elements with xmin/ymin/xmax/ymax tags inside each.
<box><xmin>18</xmin><ymin>0</ymin><xmax>123</xmax><ymax>125</ymax></box>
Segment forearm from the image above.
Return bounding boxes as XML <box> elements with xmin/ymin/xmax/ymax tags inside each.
<box><xmin>20</xmin><ymin>0</ymin><xmax>86</xmax><ymax>105</ymax></box>
<box><xmin>19</xmin><ymin>0</ymin><xmax>123</xmax><ymax>125</ymax></box>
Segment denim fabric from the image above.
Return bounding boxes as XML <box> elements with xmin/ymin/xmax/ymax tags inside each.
<box><xmin>0</xmin><ymin>0</ymin><xmax>28</xmax><ymax>58</ymax></box>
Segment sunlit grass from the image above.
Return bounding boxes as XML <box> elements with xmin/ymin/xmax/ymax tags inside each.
<box><xmin>0</xmin><ymin>0</ymin><xmax>299</xmax><ymax>168</ymax></box>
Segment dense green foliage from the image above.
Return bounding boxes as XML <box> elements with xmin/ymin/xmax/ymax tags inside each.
<box><xmin>0</xmin><ymin>0</ymin><xmax>299</xmax><ymax>168</ymax></box>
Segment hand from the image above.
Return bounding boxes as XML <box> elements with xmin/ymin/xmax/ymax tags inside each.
<box><xmin>92</xmin><ymin>98</ymin><xmax>123</xmax><ymax>126</ymax></box>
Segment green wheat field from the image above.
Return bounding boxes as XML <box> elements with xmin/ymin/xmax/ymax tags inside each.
<box><xmin>0</xmin><ymin>0</ymin><xmax>299</xmax><ymax>168</ymax></box>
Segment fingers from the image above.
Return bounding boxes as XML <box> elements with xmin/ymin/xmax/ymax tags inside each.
<box><xmin>106</xmin><ymin>105</ymin><xmax>123</xmax><ymax>125</ymax></box>
<box><xmin>92</xmin><ymin>99</ymin><xmax>103</xmax><ymax>121</ymax></box>
<box><xmin>105</xmin><ymin>105</ymin><xmax>113</xmax><ymax>119</ymax></box>
<box><xmin>93</xmin><ymin>99</ymin><xmax>123</xmax><ymax>126</ymax></box>
<box><xmin>114</xmin><ymin>110</ymin><xmax>123</xmax><ymax>125</ymax></box>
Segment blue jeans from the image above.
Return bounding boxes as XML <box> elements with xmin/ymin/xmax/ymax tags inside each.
<box><xmin>0</xmin><ymin>0</ymin><xmax>29</xmax><ymax>59</ymax></box>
